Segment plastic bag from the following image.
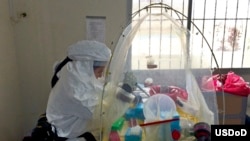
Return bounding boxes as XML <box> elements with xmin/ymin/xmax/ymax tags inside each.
<box><xmin>201</xmin><ymin>74</ymin><xmax>225</xmax><ymax>91</ymax></box>
<box><xmin>218</xmin><ymin>71</ymin><xmax>250</xmax><ymax>96</ymax></box>
<box><xmin>202</xmin><ymin>71</ymin><xmax>250</xmax><ymax>96</ymax></box>
<box><xmin>149</xmin><ymin>85</ymin><xmax>188</xmax><ymax>103</ymax></box>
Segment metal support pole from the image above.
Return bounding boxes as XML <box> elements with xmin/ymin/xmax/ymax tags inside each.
<box><xmin>187</xmin><ymin>0</ymin><xmax>193</xmax><ymax>30</ymax></box>
<box><xmin>186</xmin><ymin>0</ymin><xmax>193</xmax><ymax>67</ymax></box>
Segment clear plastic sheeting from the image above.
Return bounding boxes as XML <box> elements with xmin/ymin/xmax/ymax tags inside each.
<box><xmin>143</xmin><ymin>94</ymin><xmax>177</xmax><ymax>122</ymax></box>
<box><xmin>99</xmin><ymin>8</ymin><xmax>218</xmax><ymax>141</ymax></box>
<box><xmin>142</xmin><ymin>94</ymin><xmax>179</xmax><ymax>141</ymax></box>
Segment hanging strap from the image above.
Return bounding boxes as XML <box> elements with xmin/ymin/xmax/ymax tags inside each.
<box><xmin>51</xmin><ymin>57</ymin><xmax>72</xmax><ymax>88</ymax></box>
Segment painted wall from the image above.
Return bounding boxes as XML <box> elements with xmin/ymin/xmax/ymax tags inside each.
<box><xmin>0</xmin><ymin>0</ymin><xmax>22</xmax><ymax>140</ymax></box>
<box><xmin>0</xmin><ymin>0</ymin><xmax>129</xmax><ymax>140</ymax></box>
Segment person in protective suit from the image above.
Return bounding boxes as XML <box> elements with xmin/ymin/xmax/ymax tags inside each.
<box><xmin>22</xmin><ymin>40</ymin><xmax>138</xmax><ymax>141</ymax></box>
<box><xmin>46</xmin><ymin>40</ymin><xmax>112</xmax><ymax>141</ymax></box>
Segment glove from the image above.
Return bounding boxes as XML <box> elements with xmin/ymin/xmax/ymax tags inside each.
<box><xmin>116</xmin><ymin>87</ymin><xmax>135</xmax><ymax>103</ymax></box>
<box><xmin>122</xmin><ymin>71</ymin><xmax>137</xmax><ymax>93</ymax></box>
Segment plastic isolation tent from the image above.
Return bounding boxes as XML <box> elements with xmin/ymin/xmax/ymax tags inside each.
<box><xmin>96</xmin><ymin>3</ymin><xmax>220</xmax><ymax>141</ymax></box>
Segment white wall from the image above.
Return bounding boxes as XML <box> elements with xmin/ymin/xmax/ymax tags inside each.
<box><xmin>0</xmin><ymin>0</ymin><xmax>22</xmax><ymax>140</ymax></box>
<box><xmin>0</xmin><ymin>0</ymin><xmax>129</xmax><ymax>140</ymax></box>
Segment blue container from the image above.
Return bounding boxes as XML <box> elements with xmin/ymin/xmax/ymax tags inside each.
<box><xmin>124</xmin><ymin>108</ymin><xmax>135</xmax><ymax>120</ymax></box>
<box><xmin>125</xmin><ymin>127</ymin><xmax>142</xmax><ymax>141</ymax></box>
<box><xmin>134</xmin><ymin>103</ymin><xmax>145</xmax><ymax>120</ymax></box>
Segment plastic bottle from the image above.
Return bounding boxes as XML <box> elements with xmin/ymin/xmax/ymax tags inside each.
<box><xmin>179</xmin><ymin>117</ymin><xmax>195</xmax><ymax>139</ymax></box>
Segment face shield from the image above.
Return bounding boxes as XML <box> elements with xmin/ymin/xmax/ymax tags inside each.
<box><xmin>93</xmin><ymin>61</ymin><xmax>108</xmax><ymax>79</ymax></box>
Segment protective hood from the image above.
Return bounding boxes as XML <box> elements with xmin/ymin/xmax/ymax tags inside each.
<box><xmin>67</xmin><ymin>40</ymin><xmax>111</xmax><ymax>62</ymax></box>
<box><xmin>46</xmin><ymin>40</ymin><xmax>111</xmax><ymax>138</ymax></box>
